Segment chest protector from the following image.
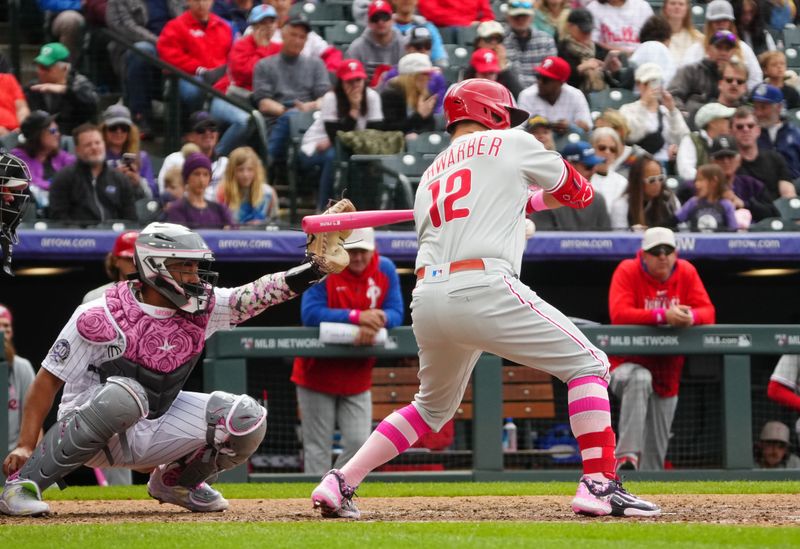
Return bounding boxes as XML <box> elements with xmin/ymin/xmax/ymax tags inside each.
<box><xmin>78</xmin><ymin>282</ymin><xmax>215</xmax><ymax>419</ymax></box>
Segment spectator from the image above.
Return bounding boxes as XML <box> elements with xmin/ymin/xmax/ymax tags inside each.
<box><xmin>661</xmin><ymin>0</ymin><xmax>702</xmax><ymax>66</ymax></box>
<box><xmin>268</xmin><ymin>0</ymin><xmax>343</xmax><ymax>71</ymax></box>
<box><xmin>253</xmin><ymin>16</ymin><xmax>330</xmax><ymax>167</ymax></box>
<box><xmin>751</xmin><ymin>84</ymin><xmax>800</xmax><ymax>179</ymax></box>
<box><xmin>213</xmin><ymin>0</ymin><xmax>253</xmax><ymax>37</ymax></box>
<box><xmin>674</xmin><ymin>163</ymin><xmax>737</xmax><ymax>231</ymax></box>
<box><xmin>733</xmin><ymin>0</ymin><xmax>776</xmax><ymax>57</ymax></box>
<box><xmin>534</xmin><ymin>0</ymin><xmax>571</xmax><ymax>39</ymax></box>
<box><xmin>518</xmin><ymin>56</ymin><xmax>592</xmax><ymax>135</ymax></box>
<box><xmin>158</xmin><ymin>112</ymin><xmax>230</xmax><ymax>200</ymax></box>
<box><xmin>619</xmin><ymin>63</ymin><xmax>688</xmax><ymax>162</ymax></box>
<box><xmin>525</xmin><ymin>115</ymin><xmax>556</xmax><ymax>150</ymax></box>
<box><xmin>755</xmin><ymin>421</ymin><xmax>800</xmax><ymax>469</ymax></box>
<box><xmin>0</xmin><ymin>70</ymin><xmax>29</xmax><ymax>137</ymax></box>
<box><xmin>106</xmin><ymin>0</ymin><xmax>184</xmax><ymax>137</ymax></box>
<box><xmin>37</xmin><ymin>0</ymin><xmax>85</xmax><ymax>63</ymax></box>
<box><xmin>465</xmin><ymin>21</ymin><xmax>523</xmax><ymax>98</ymax></box>
<box><xmin>467</xmin><ymin>48</ymin><xmax>505</xmax><ymax>82</ymax></box>
<box><xmin>380</xmin><ymin>53</ymin><xmax>437</xmax><ymax>138</ymax></box>
<box><xmin>768</xmin><ymin>355</ymin><xmax>800</xmax><ymax>418</ymax></box>
<box><xmin>530</xmin><ymin>141</ymin><xmax>611</xmax><ymax>229</ymax></box>
<box><xmin>49</xmin><ymin>124</ymin><xmax>138</xmax><ymax>225</ymax></box>
<box><xmin>157</xmin><ymin>0</ymin><xmax>233</xmax><ymax>121</ymax></box>
<box><xmin>764</xmin><ymin>0</ymin><xmax>794</xmax><ymax>31</ymax></box>
<box><xmin>392</xmin><ymin>0</ymin><xmax>448</xmax><ymax>68</ymax></box>
<box><xmin>100</xmin><ymin>103</ymin><xmax>156</xmax><ymax>198</ymax></box>
<box><xmin>589</xmin><ymin>127</ymin><xmax>629</xmax><ymax>214</ymax></box>
<box><xmin>291</xmin><ymin>227</ymin><xmax>404</xmax><ymax>476</ymax></box>
<box><xmin>716</xmin><ymin>58</ymin><xmax>750</xmax><ymax>110</ymax></box>
<box><xmin>681</xmin><ymin>0</ymin><xmax>763</xmax><ymax>91</ymax></box>
<box><xmin>25</xmin><ymin>43</ymin><xmax>99</xmax><ymax>136</ymax></box>
<box><xmin>669</xmin><ymin>31</ymin><xmax>736</xmax><ymax>117</ymax></box>
<box><xmin>83</xmin><ymin>230</ymin><xmax>139</xmax><ymax>303</ymax></box>
<box><xmin>301</xmin><ymin>59</ymin><xmax>383</xmax><ymax>211</ymax></box>
<box><xmin>11</xmin><ymin>111</ymin><xmax>75</xmax><ymax>213</ymax></box>
<box><xmin>629</xmin><ymin>16</ymin><xmax>676</xmax><ymax>86</ymax></box>
<box><xmin>709</xmin><ymin>134</ymin><xmax>780</xmax><ymax>222</ymax></box>
<box><xmin>731</xmin><ymin>106</ymin><xmax>797</xmax><ymax>200</ymax></box>
<box><xmin>557</xmin><ymin>8</ymin><xmax>615</xmax><ymax>94</ymax></box>
<box><xmin>586</xmin><ymin>0</ymin><xmax>653</xmax><ymax>55</ymax></box>
<box><xmin>760</xmin><ymin>51</ymin><xmax>800</xmax><ymax>110</ymax></box>
<box><xmin>346</xmin><ymin>1</ymin><xmax>405</xmax><ymax>84</ymax></box>
<box><xmin>504</xmin><ymin>1</ymin><xmax>558</xmax><ymax>89</ymax></box>
<box><xmin>1</xmin><ymin>303</ymin><xmax>36</xmax><ymax>454</ymax></box>
<box><xmin>610</xmin><ymin>152</ymin><xmax>680</xmax><ymax>230</ymax></box>
<box><xmin>676</xmin><ymin>102</ymin><xmax>735</xmax><ymax>182</ymax></box>
<box><xmin>217</xmin><ymin>146</ymin><xmax>278</xmax><ymax>224</ymax></box>
<box><xmin>416</xmin><ymin>0</ymin><xmax>494</xmax><ymax>34</ymax></box>
<box><xmin>608</xmin><ymin>227</ymin><xmax>715</xmax><ymax>471</ymax></box>
<box><xmin>594</xmin><ymin>108</ymin><xmax>636</xmax><ymax>177</ymax></box>
<box><xmin>164</xmin><ymin>152</ymin><xmax>233</xmax><ymax>228</ymax></box>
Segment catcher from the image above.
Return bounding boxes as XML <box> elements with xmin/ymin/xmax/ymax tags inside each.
<box><xmin>1</xmin><ymin>200</ymin><xmax>354</xmax><ymax>516</ymax></box>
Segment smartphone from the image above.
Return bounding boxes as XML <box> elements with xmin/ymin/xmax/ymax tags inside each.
<box><xmin>122</xmin><ymin>153</ymin><xmax>137</xmax><ymax>168</ymax></box>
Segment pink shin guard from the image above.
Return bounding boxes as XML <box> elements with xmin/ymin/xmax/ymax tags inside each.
<box><xmin>567</xmin><ymin>376</ymin><xmax>617</xmax><ymax>478</ymax></box>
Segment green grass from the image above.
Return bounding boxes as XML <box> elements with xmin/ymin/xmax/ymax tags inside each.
<box><xmin>1</xmin><ymin>522</ymin><xmax>798</xmax><ymax>549</ymax></box>
<box><xmin>42</xmin><ymin>480</ymin><xmax>800</xmax><ymax>501</ymax></box>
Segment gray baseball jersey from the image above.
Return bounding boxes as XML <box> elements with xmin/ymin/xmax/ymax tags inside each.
<box><xmin>771</xmin><ymin>355</ymin><xmax>799</xmax><ymax>393</ymax></box>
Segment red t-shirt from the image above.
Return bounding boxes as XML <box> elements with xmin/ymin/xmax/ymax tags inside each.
<box><xmin>0</xmin><ymin>74</ymin><xmax>25</xmax><ymax>131</ymax></box>
<box><xmin>608</xmin><ymin>251</ymin><xmax>715</xmax><ymax>397</ymax></box>
<box><xmin>417</xmin><ymin>0</ymin><xmax>494</xmax><ymax>27</ymax></box>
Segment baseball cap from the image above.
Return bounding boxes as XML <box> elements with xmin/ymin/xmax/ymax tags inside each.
<box><xmin>709</xmin><ymin>135</ymin><xmax>738</xmax><ymax>158</ymax></box>
<box><xmin>285</xmin><ymin>15</ymin><xmax>312</xmax><ymax>32</ymax></box>
<box><xmin>471</xmin><ymin>48</ymin><xmax>501</xmax><ymax>73</ymax></box>
<box><xmin>751</xmin><ymin>83</ymin><xmax>784</xmax><ymax>104</ymax></box>
<box><xmin>344</xmin><ymin>227</ymin><xmax>376</xmax><ymax>251</ymax></box>
<box><xmin>111</xmin><ymin>230</ymin><xmax>139</xmax><ymax>258</ymax></box>
<box><xmin>182</xmin><ymin>152</ymin><xmax>213</xmax><ymax>181</ymax></box>
<box><xmin>709</xmin><ymin>30</ymin><xmax>737</xmax><ymax>48</ymax></box>
<box><xmin>20</xmin><ymin>110</ymin><xmax>57</xmax><ymax>142</ymax></box>
<box><xmin>477</xmin><ymin>20</ymin><xmax>505</xmax><ymax>39</ymax></box>
<box><xmin>34</xmin><ymin>42</ymin><xmax>70</xmax><ymax>67</ymax></box>
<box><xmin>188</xmin><ymin>111</ymin><xmax>218</xmax><ymax>133</ymax></box>
<box><xmin>368</xmin><ymin>0</ymin><xmax>393</xmax><ymax>20</ymax></box>
<box><xmin>102</xmin><ymin>103</ymin><xmax>133</xmax><ymax>128</ymax></box>
<box><xmin>526</xmin><ymin>115</ymin><xmax>551</xmax><ymax>130</ymax></box>
<box><xmin>694</xmin><ymin>102</ymin><xmax>736</xmax><ymax>129</ymax></box>
<box><xmin>641</xmin><ymin>227</ymin><xmax>677</xmax><ymax>252</ymax></box>
<box><xmin>567</xmin><ymin>9</ymin><xmax>593</xmax><ymax>34</ymax></box>
<box><xmin>634</xmin><ymin>62</ymin><xmax>663</xmax><ymax>84</ymax></box>
<box><xmin>760</xmin><ymin>421</ymin><xmax>790</xmax><ymax>444</ymax></box>
<box><xmin>0</xmin><ymin>304</ymin><xmax>11</xmax><ymax>323</ymax></box>
<box><xmin>337</xmin><ymin>58</ymin><xmax>367</xmax><ymax>81</ymax></box>
<box><xmin>536</xmin><ymin>56</ymin><xmax>571</xmax><ymax>83</ymax></box>
<box><xmin>706</xmin><ymin>0</ymin><xmax>735</xmax><ymax>21</ymax></box>
<box><xmin>507</xmin><ymin>0</ymin><xmax>534</xmax><ymax>16</ymax></box>
<box><xmin>407</xmin><ymin>25</ymin><xmax>433</xmax><ymax>48</ymax></box>
<box><xmin>561</xmin><ymin>141</ymin><xmax>604</xmax><ymax>168</ymax></box>
<box><xmin>398</xmin><ymin>52</ymin><xmax>434</xmax><ymax>75</ymax></box>
<box><xmin>248</xmin><ymin>4</ymin><xmax>277</xmax><ymax>25</ymax></box>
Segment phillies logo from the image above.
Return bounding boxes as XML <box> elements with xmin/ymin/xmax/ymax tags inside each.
<box><xmin>348</xmin><ymin>61</ymin><xmax>358</xmax><ymax>72</ymax></box>
<box><xmin>483</xmin><ymin>52</ymin><xmax>495</xmax><ymax>63</ymax></box>
<box><xmin>542</xmin><ymin>58</ymin><xmax>553</xmax><ymax>70</ymax></box>
<box><xmin>596</xmin><ymin>335</ymin><xmax>610</xmax><ymax>347</ymax></box>
<box><xmin>241</xmin><ymin>337</ymin><xmax>254</xmax><ymax>350</ymax></box>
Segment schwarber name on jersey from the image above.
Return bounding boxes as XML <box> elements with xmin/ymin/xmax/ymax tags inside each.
<box><xmin>414</xmin><ymin>129</ymin><xmax>566</xmax><ymax>274</ymax></box>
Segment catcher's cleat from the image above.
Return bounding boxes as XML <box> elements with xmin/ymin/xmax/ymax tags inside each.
<box><xmin>311</xmin><ymin>469</ymin><xmax>361</xmax><ymax>519</ymax></box>
<box><xmin>0</xmin><ymin>478</ymin><xmax>51</xmax><ymax>517</ymax></box>
<box><xmin>147</xmin><ymin>464</ymin><xmax>229</xmax><ymax>513</ymax></box>
<box><xmin>571</xmin><ymin>475</ymin><xmax>660</xmax><ymax>517</ymax></box>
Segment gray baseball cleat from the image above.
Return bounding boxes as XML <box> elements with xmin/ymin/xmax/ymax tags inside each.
<box><xmin>572</xmin><ymin>475</ymin><xmax>660</xmax><ymax>517</ymax></box>
<box><xmin>0</xmin><ymin>478</ymin><xmax>51</xmax><ymax>517</ymax></box>
<box><xmin>147</xmin><ymin>464</ymin><xmax>229</xmax><ymax>512</ymax></box>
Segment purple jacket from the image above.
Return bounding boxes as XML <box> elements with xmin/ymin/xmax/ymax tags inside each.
<box><xmin>11</xmin><ymin>147</ymin><xmax>76</xmax><ymax>193</ymax></box>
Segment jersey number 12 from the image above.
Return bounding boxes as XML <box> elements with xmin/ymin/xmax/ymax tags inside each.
<box><xmin>428</xmin><ymin>168</ymin><xmax>472</xmax><ymax>228</ymax></box>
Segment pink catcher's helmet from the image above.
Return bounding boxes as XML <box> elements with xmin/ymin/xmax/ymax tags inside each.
<box><xmin>442</xmin><ymin>78</ymin><xmax>529</xmax><ymax>132</ymax></box>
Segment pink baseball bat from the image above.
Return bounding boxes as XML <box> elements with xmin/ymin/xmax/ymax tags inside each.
<box><xmin>302</xmin><ymin>209</ymin><xmax>414</xmax><ymax>234</ymax></box>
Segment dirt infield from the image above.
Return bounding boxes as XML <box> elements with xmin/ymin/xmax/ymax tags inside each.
<box><xmin>0</xmin><ymin>494</ymin><xmax>797</xmax><ymax>525</ymax></box>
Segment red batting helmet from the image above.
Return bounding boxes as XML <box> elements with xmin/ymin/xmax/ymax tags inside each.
<box><xmin>443</xmin><ymin>78</ymin><xmax>529</xmax><ymax>132</ymax></box>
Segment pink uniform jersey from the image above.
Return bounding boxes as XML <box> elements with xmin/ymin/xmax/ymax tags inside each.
<box><xmin>414</xmin><ymin>129</ymin><xmax>566</xmax><ymax>274</ymax></box>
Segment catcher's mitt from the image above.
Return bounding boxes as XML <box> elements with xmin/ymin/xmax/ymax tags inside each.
<box><xmin>306</xmin><ymin>198</ymin><xmax>356</xmax><ymax>274</ymax></box>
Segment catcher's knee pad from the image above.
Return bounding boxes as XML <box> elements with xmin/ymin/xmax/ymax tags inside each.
<box><xmin>174</xmin><ymin>391</ymin><xmax>267</xmax><ymax>487</ymax></box>
<box><xmin>18</xmin><ymin>377</ymin><xmax>148</xmax><ymax>491</ymax></box>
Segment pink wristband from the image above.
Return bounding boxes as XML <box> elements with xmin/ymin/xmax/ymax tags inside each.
<box><xmin>653</xmin><ymin>308</ymin><xmax>666</xmax><ymax>324</ymax></box>
<box><xmin>348</xmin><ymin>309</ymin><xmax>361</xmax><ymax>324</ymax></box>
<box><xmin>526</xmin><ymin>190</ymin><xmax>549</xmax><ymax>214</ymax></box>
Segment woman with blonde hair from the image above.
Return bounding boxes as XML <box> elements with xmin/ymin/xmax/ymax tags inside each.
<box><xmin>217</xmin><ymin>146</ymin><xmax>278</xmax><ymax>225</ymax></box>
<box><xmin>534</xmin><ymin>0</ymin><xmax>571</xmax><ymax>39</ymax></box>
<box><xmin>661</xmin><ymin>0</ymin><xmax>703</xmax><ymax>66</ymax></box>
<box><xmin>380</xmin><ymin>53</ymin><xmax>437</xmax><ymax>138</ymax></box>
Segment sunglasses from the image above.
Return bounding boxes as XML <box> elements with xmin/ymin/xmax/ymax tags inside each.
<box><xmin>644</xmin><ymin>174</ymin><xmax>666</xmax><ymax>185</ymax></box>
<box><xmin>482</xmin><ymin>35</ymin><xmax>504</xmax><ymax>44</ymax></box>
<box><xmin>107</xmin><ymin>124</ymin><xmax>130</xmax><ymax>133</ymax></box>
<box><xmin>369</xmin><ymin>13</ymin><xmax>391</xmax><ymax>22</ymax></box>
<box><xmin>510</xmin><ymin>0</ymin><xmax>533</xmax><ymax>7</ymax></box>
<box><xmin>46</xmin><ymin>126</ymin><xmax>59</xmax><ymax>135</ymax></box>
<box><xmin>723</xmin><ymin>77</ymin><xmax>746</xmax><ymax>85</ymax></box>
<box><xmin>646</xmin><ymin>244</ymin><xmax>676</xmax><ymax>257</ymax></box>
<box><xmin>596</xmin><ymin>144</ymin><xmax>618</xmax><ymax>154</ymax></box>
<box><xmin>734</xmin><ymin>122</ymin><xmax>756</xmax><ymax>130</ymax></box>
<box><xmin>711</xmin><ymin>31</ymin><xmax>737</xmax><ymax>46</ymax></box>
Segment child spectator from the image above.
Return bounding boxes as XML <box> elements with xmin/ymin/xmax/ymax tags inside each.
<box><xmin>674</xmin><ymin>164</ymin><xmax>737</xmax><ymax>231</ymax></box>
<box><xmin>164</xmin><ymin>152</ymin><xmax>232</xmax><ymax>229</ymax></box>
<box><xmin>217</xmin><ymin>146</ymin><xmax>278</xmax><ymax>225</ymax></box>
<box><xmin>759</xmin><ymin>51</ymin><xmax>800</xmax><ymax>110</ymax></box>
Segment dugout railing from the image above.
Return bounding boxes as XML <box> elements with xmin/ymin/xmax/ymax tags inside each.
<box><xmin>3</xmin><ymin>326</ymin><xmax>800</xmax><ymax>484</ymax></box>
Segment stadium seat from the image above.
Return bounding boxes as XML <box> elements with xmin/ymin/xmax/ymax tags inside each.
<box><xmin>748</xmin><ymin>217</ymin><xmax>794</xmax><ymax>231</ymax></box>
<box><xmin>588</xmin><ymin>88</ymin><xmax>636</xmax><ymax>118</ymax></box>
<box><xmin>443</xmin><ymin>44</ymin><xmax>471</xmax><ymax>69</ymax></box>
<box><xmin>406</xmin><ymin>131</ymin><xmax>451</xmax><ymax>156</ymax></box>
<box><xmin>135</xmin><ymin>198</ymin><xmax>162</xmax><ymax>224</ymax></box>
<box><xmin>289</xmin><ymin>2</ymin><xmax>346</xmax><ymax>32</ymax></box>
<box><xmin>773</xmin><ymin>197</ymin><xmax>800</xmax><ymax>224</ymax></box>
<box><xmin>690</xmin><ymin>4</ymin><xmax>704</xmax><ymax>27</ymax></box>
<box><xmin>325</xmin><ymin>22</ymin><xmax>364</xmax><ymax>48</ymax></box>
<box><xmin>787</xmin><ymin>108</ymin><xmax>800</xmax><ymax>128</ymax></box>
<box><xmin>783</xmin><ymin>27</ymin><xmax>800</xmax><ymax>49</ymax></box>
<box><xmin>285</xmin><ymin>111</ymin><xmax>323</xmax><ymax>221</ymax></box>
<box><xmin>456</xmin><ymin>26</ymin><xmax>478</xmax><ymax>47</ymax></box>
<box><xmin>1</xmin><ymin>132</ymin><xmax>19</xmax><ymax>151</ymax></box>
<box><xmin>441</xmin><ymin>65</ymin><xmax>464</xmax><ymax>85</ymax></box>
<box><xmin>492</xmin><ymin>1</ymin><xmax>508</xmax><ymax>20</ymax></box>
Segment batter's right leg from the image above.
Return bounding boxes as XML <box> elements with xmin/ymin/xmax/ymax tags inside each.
<box><xmin>0</xmin><ymin>377</ymin><xmax>148</xmax><ymax>516</ymax></box>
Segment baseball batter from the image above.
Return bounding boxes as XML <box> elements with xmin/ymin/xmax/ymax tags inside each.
<box><xmin>0</xmin><ymin>221</ymin><xmax>342</xmax><ymax>516</ymax></box>
<box><xmin>311</xmin><ymin>79</ymin><xmax>660</xmax><ymax>518</ymax></box>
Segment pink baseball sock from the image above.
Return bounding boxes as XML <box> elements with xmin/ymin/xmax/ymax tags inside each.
<box><xmin>339</xmin><ymin>403</ymin><xmax>432</xmax><ymax>487</ymax></box>
<box><xmin>567</xmin><ymin>375</ymin><xmax>617</xmax><ymax>482</ymax></box>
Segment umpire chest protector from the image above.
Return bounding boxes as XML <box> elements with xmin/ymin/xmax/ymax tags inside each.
<box><xmin>79</xmin><ymin>281</ymin><xmax>214</xmax><ymax>419</ymax></box>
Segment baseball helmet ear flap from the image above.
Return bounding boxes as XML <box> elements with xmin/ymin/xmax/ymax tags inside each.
<box><xmin>443</xmin><ymin>78</ymin><xmax>529</xmax><ymax>131</ymax></box>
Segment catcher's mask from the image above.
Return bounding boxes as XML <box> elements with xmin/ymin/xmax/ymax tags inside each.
<box><xmin>134</xmin><ymin>222</ymin><xmax>218</xmax><ymax>314</ymax></box>
<box><xmin>0</xmin><ymin>151</ymin><xmax>32</xmax><ymax>275</ymax></box>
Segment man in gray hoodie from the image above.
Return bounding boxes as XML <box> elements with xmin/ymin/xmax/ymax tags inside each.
<box><xmin>346</xmin><ymin>0</ymin><xmax>405</xmax><ymax>83</ymax></box>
